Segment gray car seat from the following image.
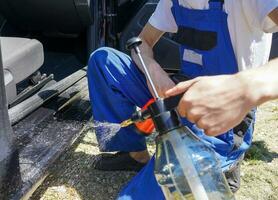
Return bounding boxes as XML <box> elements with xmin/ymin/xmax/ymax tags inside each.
<box><xmin>0</xmin><ymin>37</ymin><xmax>44</xmax><ymax>103</ymax></box>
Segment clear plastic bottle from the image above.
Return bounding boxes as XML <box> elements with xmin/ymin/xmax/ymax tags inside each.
<box><xmin>154</xmin><ymin>126</ymin><xmax>235</xmax><ymax>200</ymax></box>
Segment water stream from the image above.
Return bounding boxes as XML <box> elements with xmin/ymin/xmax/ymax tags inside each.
<box><xmin>86</xmin><ymin>120</ymin><xmax>122</xmax><ymax>149</ymax></box>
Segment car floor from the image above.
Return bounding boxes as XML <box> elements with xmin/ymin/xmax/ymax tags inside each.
<box><xmin>40</xmin><ymin>52</ymin><xmax>84</xmax><ymax>82</ymax></box>
<box><xmin>6</xmin><ymin>75</ymin><xmax>90</xmax><ymax>199</ymax></box>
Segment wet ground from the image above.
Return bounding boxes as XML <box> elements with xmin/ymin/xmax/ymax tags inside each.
<box><xmin>30</xmin><ymin>101</ymin><xmax>278</xmax><ymax>200</ymax></box>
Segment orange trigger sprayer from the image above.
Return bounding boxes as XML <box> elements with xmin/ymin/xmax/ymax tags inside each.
<box><xmin>134</xmin><ymin>99</ymin><xmax>155</xmax><ymax>136</ymax></box>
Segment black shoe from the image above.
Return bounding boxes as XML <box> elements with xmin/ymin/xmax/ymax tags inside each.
<box><xmin>93</xmin><ymin>152</ymin><xmax>147</xmax><ymax>172</ymax></box>
<box><xmin>224</xmin><ymin>159</ymin><xmax>242</xmax><ymax>193</ymax></box>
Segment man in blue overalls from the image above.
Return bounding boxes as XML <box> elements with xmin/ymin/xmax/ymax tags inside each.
<box><xmin>87</xmin><ymin>0</ymin><xmax>278</xmax><ymax>199</ymax></box>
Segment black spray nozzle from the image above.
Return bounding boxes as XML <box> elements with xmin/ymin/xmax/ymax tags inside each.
<box><xmin>120</xmin><ymin>94</ymin><xmax>184</xmax><ymax>133</ymax></box>
<box><xmin>131</xmin><ymin>109</ymin><xmax>151</xmax><ymax>122</ymax></box>
<box><xmin>120</xmin><ymin>109</ymin><xmax>151</xmax><ymax>128</ymax></box>
<box><xmin>148</xmin><ymin>98</ymin><xmax>183</xmax><ymax>135</ymax></box>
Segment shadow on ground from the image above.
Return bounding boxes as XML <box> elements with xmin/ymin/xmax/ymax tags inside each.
<box><xmin>244</xmin><ymin>140</ymin><xmax>278</xmax><ymax>163</ymax></box>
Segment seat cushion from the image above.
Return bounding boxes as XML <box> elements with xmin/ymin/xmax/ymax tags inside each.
<box><xmin>0</xmin><ymin>37</ymin><xmax>44</xmax><ymax>83</ymax></box>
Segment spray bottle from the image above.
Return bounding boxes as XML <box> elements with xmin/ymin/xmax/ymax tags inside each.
<box><xmin>121</xmin><ymin>37</ymin><xmax>235</xmax><ymax>200</ymax></box>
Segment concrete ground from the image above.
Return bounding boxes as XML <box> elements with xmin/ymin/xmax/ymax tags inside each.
<box><xmin>31</xmin><ymin>101</ymin><xmax>278</xmax><ymax>200</ymax></box>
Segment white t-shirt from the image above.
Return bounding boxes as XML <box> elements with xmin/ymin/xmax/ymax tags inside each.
<box><xmin>149</xmin><ymin>0</ymin><xmax>278</xmax><ymax>71</ymax></box>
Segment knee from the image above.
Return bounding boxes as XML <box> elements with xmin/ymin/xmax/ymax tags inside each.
<box><xmin>88</xmin><ymin>47</ymin><xmax>130</xmax><ymax>75</ymax></box>
<box><xmin>88</xmin><ymin>47</ymin><xmax>114</xmax><ymax>70</ymax></box>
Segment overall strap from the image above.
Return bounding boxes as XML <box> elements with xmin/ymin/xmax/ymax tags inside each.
<box><xmin>209</xmin><ymin>0</ymin><xmax>224</xmax><ymax>2</ymax></box>
<box><xmin>209</xmin><ymin>0</ymin><xmax>224</xmax><ymax>10</ymax></box>
<box><xmin>171</xmin><ymin>0</ymin><xmax>224</xmax><ymax>9</ymax></box>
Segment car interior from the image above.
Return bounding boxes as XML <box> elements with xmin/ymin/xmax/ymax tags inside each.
<box><xmin>0</xmin><ymin>0</ymin><xmax>92</xmax><ymax>107</ymax></box>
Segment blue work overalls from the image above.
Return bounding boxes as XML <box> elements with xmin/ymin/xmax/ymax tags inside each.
<box><xmin>87</xmin><ymin>0</ymin><xmax>255</xmax><ymax>199</ymax></box>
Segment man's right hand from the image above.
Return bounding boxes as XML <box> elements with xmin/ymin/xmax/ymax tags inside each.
<box><xmin>165</xmin><ymin>58</ymin><xmax>278</xmax><ymax>136</ymax></box>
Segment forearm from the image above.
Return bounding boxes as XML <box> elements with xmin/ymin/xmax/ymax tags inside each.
<box><xmin>131</xmin><ymin>23</ymin><xmax>175</xmax><ymax>97</ymax></box>
<box><xmin>238</xmin><ymin>58</ymin><xmax>278</xmax><ymax>106</ymax></box>
<box><xmin>131</xmin><ymin>37</ymin><xmax>163</xmax><ymax>76</ymax></box>
<box><xmin>131</xmin><ymin>23</ymin><xmax>165</xmax><ymax>76</ymax></box>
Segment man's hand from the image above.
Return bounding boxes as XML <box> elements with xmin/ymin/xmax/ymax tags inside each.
<box><xmin>165</xmin><ymin>74</ymin><xmax>256</xmax><ymax>136</ymax></box>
